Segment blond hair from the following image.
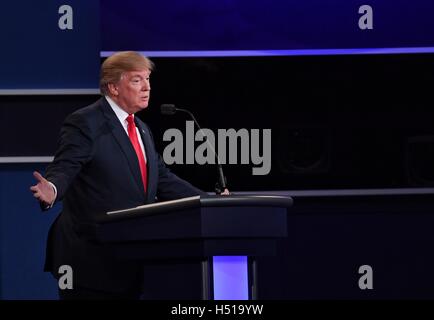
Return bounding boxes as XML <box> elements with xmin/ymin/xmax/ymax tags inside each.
<box><xmin>100</xmin><ymin>51</ymin><xmax>154</xmax><ymax>95</ymax></box>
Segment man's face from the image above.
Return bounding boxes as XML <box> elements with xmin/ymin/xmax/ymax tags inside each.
<box><xmin>110</xmin><ymin>69</ymin><xmax>151</xmax><ymax>114</ymax></box>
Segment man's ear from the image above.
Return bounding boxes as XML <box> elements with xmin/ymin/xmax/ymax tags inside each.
<box><xmin>107</xmin><ymin>83</ymin><xmax>118</xmax><ymax>96</ymax></box>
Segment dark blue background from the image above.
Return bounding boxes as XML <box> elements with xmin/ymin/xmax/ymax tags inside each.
<box><xmin>0</xmin><ymin>165</ymin><xmax>59</xmax><ymax>299</ymax></box>
<box><xmin>0</xmin><ymin>1</ymin><xmax>100</xmax><ymax>89</ymax></box>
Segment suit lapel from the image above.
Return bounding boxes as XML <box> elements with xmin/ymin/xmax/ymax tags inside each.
<box><xmin>99</xmin><ymin>98</ymin><xmax>145</xmax><ymax>198</ymax></box>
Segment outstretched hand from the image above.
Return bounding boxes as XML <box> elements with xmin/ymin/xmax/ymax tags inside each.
<box><xmin>220</xmin><ymin>188</ymin><xmax>230</xmax><ymax>196</ymax></box>
<box><xmin>30</xmin><ymin>171</ymin><xmax>55</xmax><ymax>206</ymax></box>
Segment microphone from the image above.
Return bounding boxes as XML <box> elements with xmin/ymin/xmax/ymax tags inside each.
<box><xmin>160</xmin><ymin>104</ymin><xmax>177</xmax><ymax>115</ymax></box>
<box><xmin>160</xmin><ymin>104</ymin><xmax>228</xmax><ymax>192</ymax></box>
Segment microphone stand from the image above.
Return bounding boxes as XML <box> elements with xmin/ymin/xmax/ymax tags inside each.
<box><xmin>176</xmin><ymin>108</ymin><xmax>228</xmax><ymax>193</ymax></box>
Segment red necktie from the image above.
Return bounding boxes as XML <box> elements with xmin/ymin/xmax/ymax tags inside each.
<box><xmin>126</xmin><ymin>114</ymin><xmax>147</xmax><ymax>193</ymax></box>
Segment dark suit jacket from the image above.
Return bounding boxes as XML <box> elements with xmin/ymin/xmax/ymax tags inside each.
<box><xmin>44</xmin><ymin>97</ymin><xmax>206</xmax><ymax>293</ymax></box>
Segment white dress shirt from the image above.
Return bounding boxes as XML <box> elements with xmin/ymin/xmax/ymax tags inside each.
<box><xmin>105</xmin><ymin>95</ymin><xmax>147</xmax><ymax>161</ymax></box>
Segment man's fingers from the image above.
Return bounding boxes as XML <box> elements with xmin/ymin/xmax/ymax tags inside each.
<box><xmin>221</xmin><ymin>188</ymin><xmax>231</xmax><ymax>195</ymax></box>
<box><xmin>33</xmin><ymin>171</ymin><xmax>45</xmax><ymax>183</ymax></box>
<box><xmin>31</xmin><ymin>171</ymin><xmax>52</xmax><ymax>205</ymax></box>
<box><xmin>30</xmin><ymin>186</ymin><xmax>40</xmax><ymax>194</ymax></box>
<box><xmin>33</xmin><ymin>192</ymin><xmax>49</xmax><ymax>204</ymax></box>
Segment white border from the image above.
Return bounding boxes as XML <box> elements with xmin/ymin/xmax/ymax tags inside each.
<box><xmin>0</xmin><ymin>157</ymin><xmax>54</xmax><ymax>163</ymax></box>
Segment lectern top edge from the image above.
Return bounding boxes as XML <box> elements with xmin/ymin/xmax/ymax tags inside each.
<box><xmin>107</xmin><ymin>195</ymin><xmax>200</xmax><ymax>216</ymax></box>
<box><xmin>101</xmin><ymin>194</ymin><xmax>293</xmax><ymax>223</ymax></box>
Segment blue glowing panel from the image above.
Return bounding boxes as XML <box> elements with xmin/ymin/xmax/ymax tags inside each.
<box><xmin>213</xmin><ymin>256</ymin><xmax>249</xmax><ymax>300</ymax></box>
<box><xmin>101</xmin><ymin>0</ymin><xmax>434</xmax><ymax>56</ymax></box>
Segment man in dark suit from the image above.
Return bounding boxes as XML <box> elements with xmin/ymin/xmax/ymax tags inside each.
<box><xmin>30</xmin><ymin>51</ymin><xmax>217</xmax><ymax>299</ymax></box>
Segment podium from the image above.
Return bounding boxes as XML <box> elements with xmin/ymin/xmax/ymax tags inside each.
<box><xmin>94</xmin><ymin>195</ymin><xmax>293</xmax><ymax>300</ymax></box>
